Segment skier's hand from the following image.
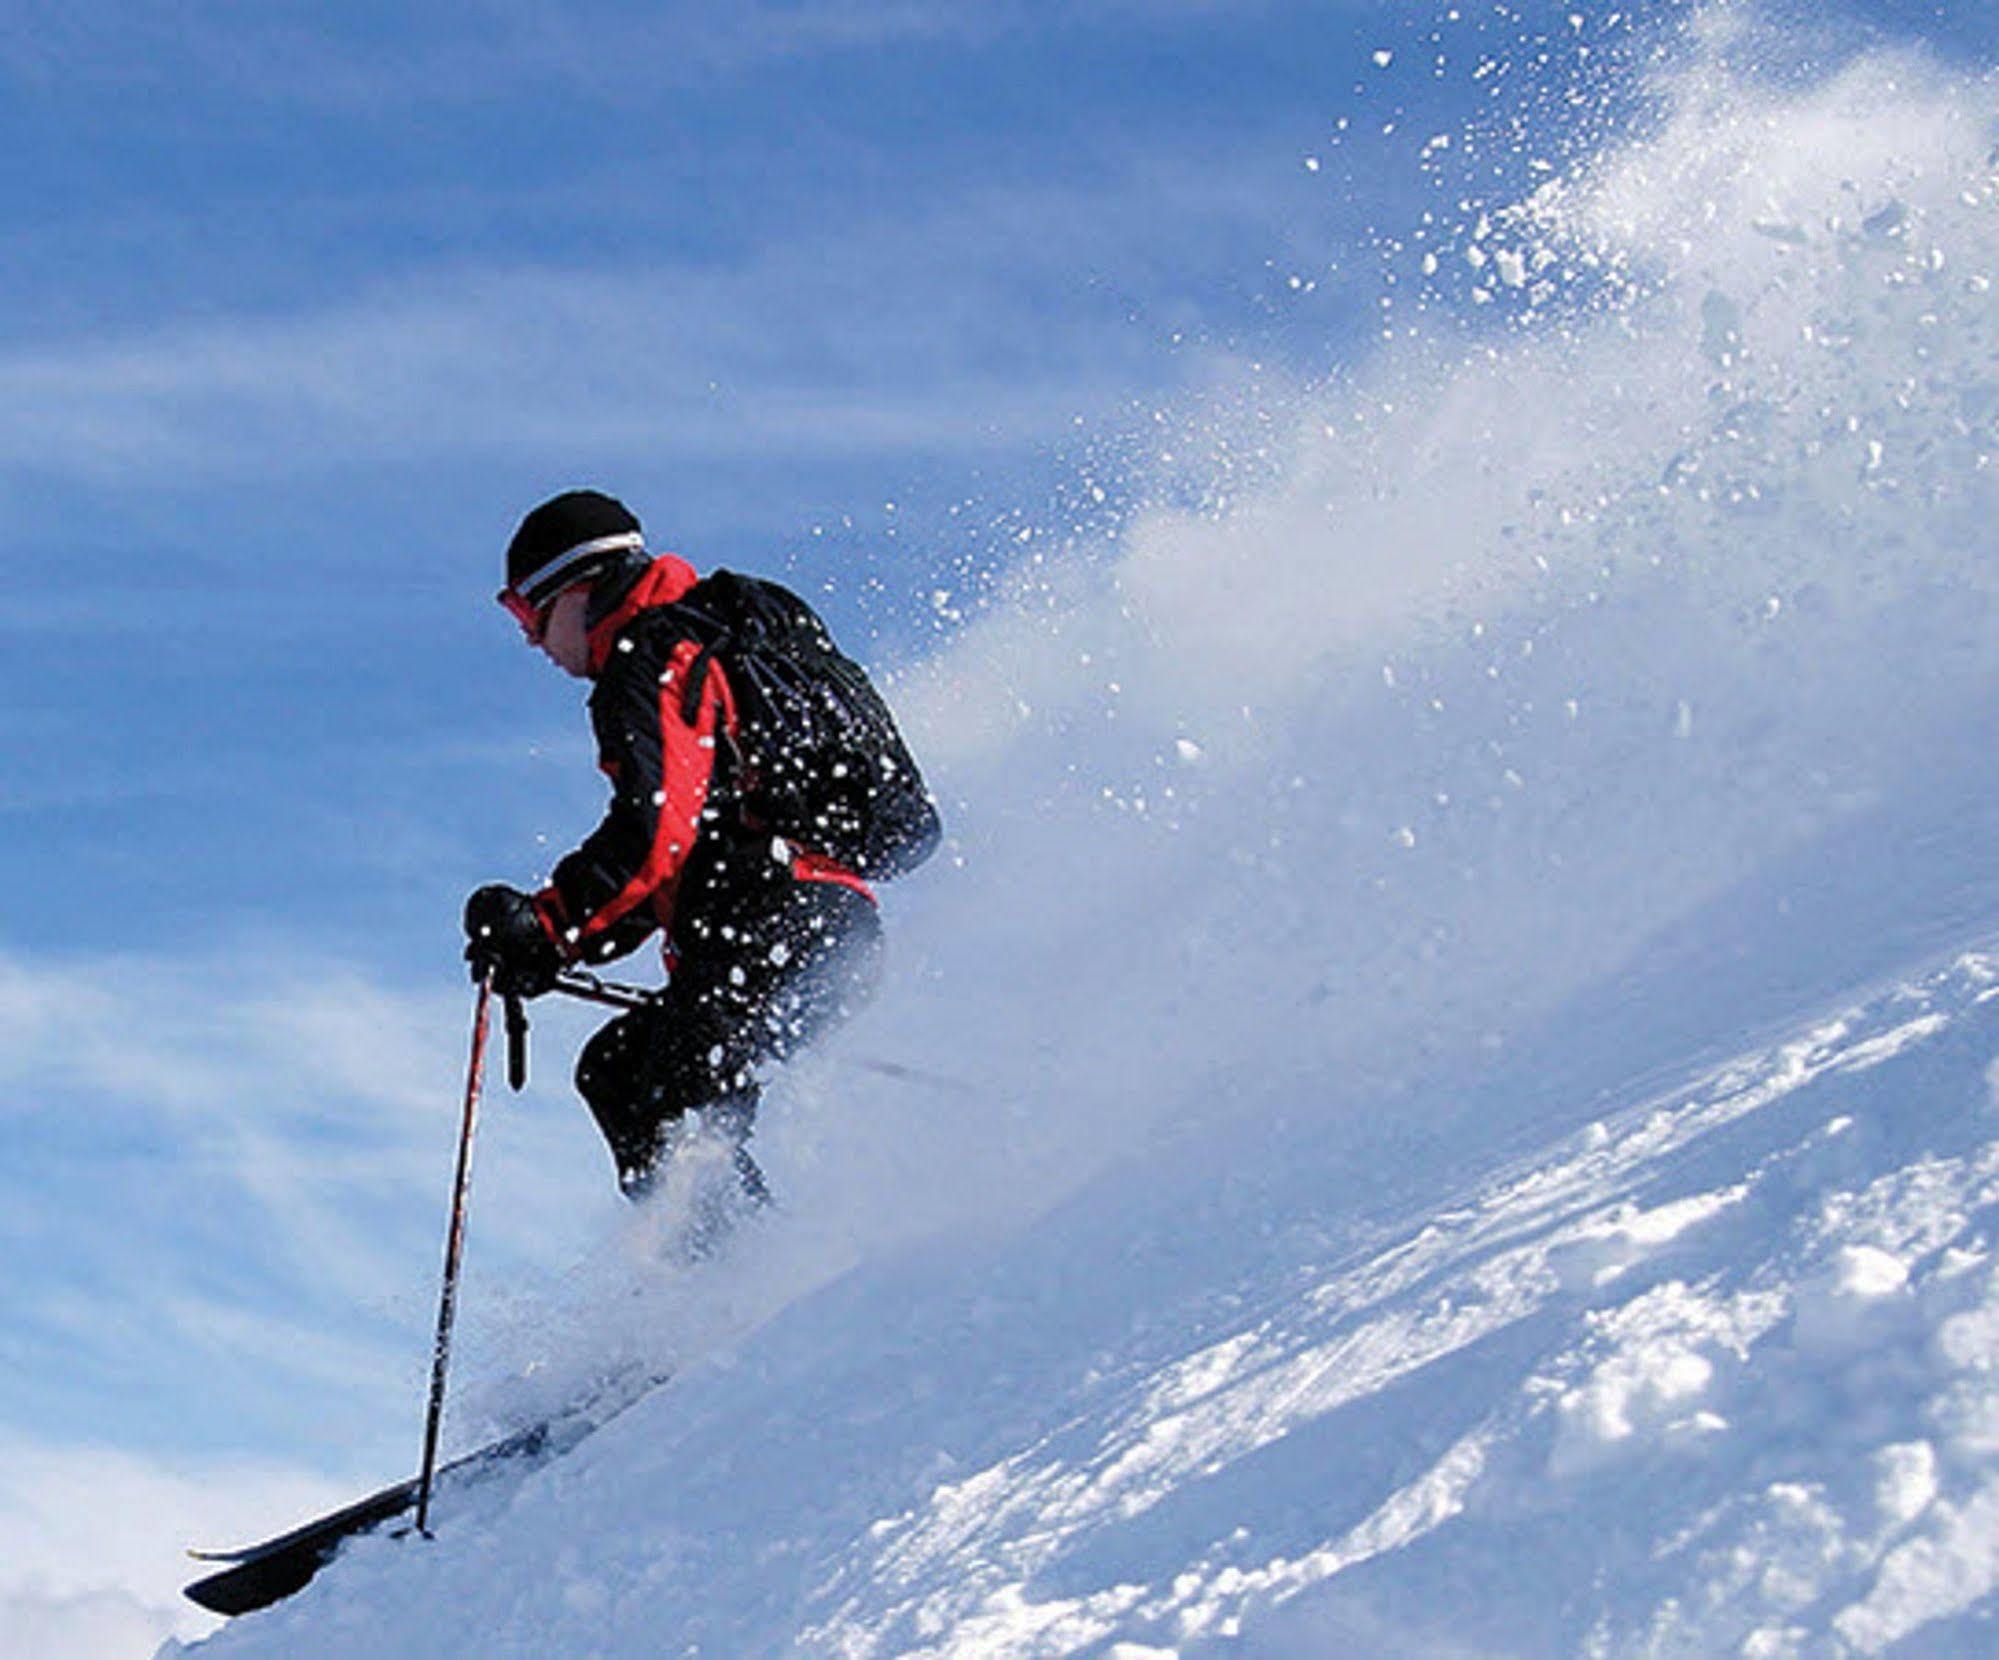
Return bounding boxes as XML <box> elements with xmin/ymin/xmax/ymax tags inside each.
<box><xmin>462</xmin><ymin>883</ymin><xmax>561</xmax><ymax>998</ymax></box>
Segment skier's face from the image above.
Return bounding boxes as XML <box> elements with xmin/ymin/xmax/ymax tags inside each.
<box><xmin>537</xmin><ymin>586</ymin><xmax>593</xmax><ymax>678</ymax></box>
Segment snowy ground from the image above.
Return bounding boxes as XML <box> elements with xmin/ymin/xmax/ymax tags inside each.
<box><xmin>181</xmin><ymin>935</ymin><xmax>1999</xmax><ymax>1658</ymax></box>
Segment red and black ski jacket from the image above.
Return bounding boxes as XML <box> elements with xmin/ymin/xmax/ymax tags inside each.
<box><xmin>531</xmin><ymin>555</ymin><xmax>873</xmax><ymax>968</ymax></box>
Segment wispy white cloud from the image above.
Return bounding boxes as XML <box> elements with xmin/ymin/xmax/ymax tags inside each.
<box><xmin>0</xmin><ymin>157</ymin><xmax>1307</xmax><ymax>486</ymax></box>
<box><xmin>0</xmin><ymin>943</ymin><xmax>609</xmax><ymax>1444</ymax></box>
<box><xmin>0</xmin><ymin>1585</ymin><xmax>174</xmax><ymax>1660</ymax></box>
<box><xmin>0</xmin><ymin>1432</ymin><xmax>349</xmax><ymax>1658</ymax></box>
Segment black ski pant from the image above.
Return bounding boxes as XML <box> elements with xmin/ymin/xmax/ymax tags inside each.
<box><xmin>575</xmin><ymin>879</ymin><xmax>882</xmax><ymax>1199</ymax></box>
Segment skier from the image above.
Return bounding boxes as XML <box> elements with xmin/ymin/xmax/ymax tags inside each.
<box><xmin>463</xmin><ymin>488</ymin><xmax>937</xmax><ymax>1213</ymax></box>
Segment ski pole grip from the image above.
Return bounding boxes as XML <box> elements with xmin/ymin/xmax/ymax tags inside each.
<box><xmin>504</xmin><ymin>993</ymin><xmax>530</xmax><ymax>1092</ymax></box>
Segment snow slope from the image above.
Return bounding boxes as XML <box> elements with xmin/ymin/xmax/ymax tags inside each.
<box><xmin>179</xmin><ymin>940</ymin><xmax>1999</xmax><ymax>1658</ymax></box>
<box><xmin>182</xmin><ymin>9</ymin><xmax>1999</xmax><ymax>1656</ymax></box>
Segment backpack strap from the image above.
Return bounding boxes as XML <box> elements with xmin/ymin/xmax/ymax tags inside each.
<box><xmin>661</xmin><ymin>597</ymin><xmax>733</xmax><ymax>725</ymax></box>
<box><xmin>680</xmin><ymin>633</ymin><xmax>728</xmax><ymax>725</ymax></box>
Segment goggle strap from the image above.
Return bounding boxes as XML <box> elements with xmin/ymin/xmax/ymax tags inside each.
<box><xmin>514</xmin><ymin>532</ymin><xmax>645</xmax><ymax>608</ymax></box>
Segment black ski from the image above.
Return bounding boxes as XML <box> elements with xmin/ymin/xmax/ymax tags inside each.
<box><xmin>185</xmin><ymin>1370</ymin><xmax>666</xmax><ymax>1617</ymax></box>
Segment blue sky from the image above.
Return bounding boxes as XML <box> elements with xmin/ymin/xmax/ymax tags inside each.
<box><xmin>0</xmin><ymin>0</ymin><xmax>1992</xmax><ymax>1649</ymax></box>
<box><xmin>2</xmin><ymin>0</ymin><xmax>1407</xmax><ymax>964</ymax></box>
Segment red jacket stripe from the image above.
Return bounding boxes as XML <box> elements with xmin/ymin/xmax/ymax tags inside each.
<box><xmin>568</xmin><ymin>637</ymin><xmax>737</xmax><ymax>952</ymax></box>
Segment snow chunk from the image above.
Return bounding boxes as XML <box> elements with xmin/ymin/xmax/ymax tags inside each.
<box><xmin>1834</xmin><ymin>1483</ymin><xmax>1999</xmax><ymax>1653</ymax></box>
<box><xmin>1871</xmin><ymin>1441</ymin><xmax>1939</xmax><ymax>1529</ymax></box>
<box><xmin>1933</xmin><ymin>1299</ymin><xmax>1999</xmax><ymax>1373</ymax></box>
<box><xmin>1836</xmin><ymin>1246</ymin><xmax>1910</xmax><ymax>1299</ymax></box>
<box><xmin>1552</xmin><ymin>1336</ymin><xmax>1717</xmax><ymax>1476</ymax></box>
<box><xmin>1792</xmin><ymin>1246</ymin><xmax>1910</xmax><ymax>1354</ymax></box>
<box><xmin>1547</xmin><ymin>1189</ymin><xmax>1740</xmax><ymax>1291</ymax></box>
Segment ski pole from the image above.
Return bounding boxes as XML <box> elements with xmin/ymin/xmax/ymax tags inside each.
<box><xmin>550</xmin><ymin>971</ymin><xmax>972</xmax><ymax>1095</ymax></box>
<box><xmin>415</xmin><ymin>968</ymin><xmax>496</xmax><ymax>1537</ymax></box>
<box><xmin>554</xmin><ymin>968</ymin><xmax>653</xmax><ymax>1010</ymax></box>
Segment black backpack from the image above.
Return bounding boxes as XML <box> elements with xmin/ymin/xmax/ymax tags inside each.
<box><xmin>659</xmin><ymin>570</ymin><xmax>942</xmax><ymax>880</ymax></box>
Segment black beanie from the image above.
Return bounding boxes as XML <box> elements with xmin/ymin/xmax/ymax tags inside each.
<box><xmin>505</xmin><ymin>490</ymin><xmax>645</xmax><ymax>608</ymax></box>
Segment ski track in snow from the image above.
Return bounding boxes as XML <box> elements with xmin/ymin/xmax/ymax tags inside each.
<box><xmin>186</xmin><ymin>948</ymin><xmax>1999</xmax><ymax>1658</ymax></box>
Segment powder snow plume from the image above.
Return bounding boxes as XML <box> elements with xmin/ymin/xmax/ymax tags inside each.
<box><xmin>824</xmin><ymin>5</ymin><xmax>1999</xmax><ymax>1248</ymax></box>
<box><xmin>189</xmin><ymin>7</ymin><xmax>1999</xmax><ymax>1657</ymax></box>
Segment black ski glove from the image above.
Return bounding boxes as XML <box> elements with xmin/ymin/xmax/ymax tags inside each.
<box><xmin>462</xmin><ymin>883</ymin><xmax>562</xmax><ymax>999</ymax></box>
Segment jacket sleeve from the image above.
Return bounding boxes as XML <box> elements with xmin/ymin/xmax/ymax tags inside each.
<box><xmin>533</xmin><ymin>637</ymin><xmax>732</xmax><ymax>963</ymax></box>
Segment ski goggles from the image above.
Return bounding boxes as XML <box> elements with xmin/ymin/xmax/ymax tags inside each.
<box><xmin>497</xmin><ymin>530</ymin><xmax>646</xmax><ymax>644</ymax></box>
<box><xmin>497</xmin><ymin>583</ymin><xmax>552</xmax><ymax>643</ymax></box>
